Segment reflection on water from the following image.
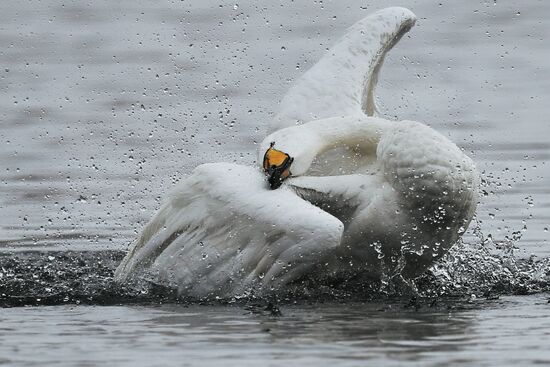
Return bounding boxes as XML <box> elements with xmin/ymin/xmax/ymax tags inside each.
<box><xmin>1</xmin><ymin>295</ymin><xmax>549</xmax><ymax>366</ymax></box>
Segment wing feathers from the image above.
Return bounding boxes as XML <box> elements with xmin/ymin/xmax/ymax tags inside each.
<box><xmin>115</xmin><ymin>163</ymin><xmax>344</xmax><ymax>298</ymax></box>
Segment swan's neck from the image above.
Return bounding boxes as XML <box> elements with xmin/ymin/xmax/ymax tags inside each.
<box><xmin>260</xmin><ymin>115</ymin><xmax>394</xmax><ymax>175</ymax></box>
<box><xmin>270</xmin><ymin>7</ymin><xmax>416</xmax><ymax>131</ymax></box>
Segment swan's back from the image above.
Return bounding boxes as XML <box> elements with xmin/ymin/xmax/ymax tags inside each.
<box><xmin>330</xmin><ymin>121</ymin><xmax>479</xmax><ymax>279</ymax></box>
<box><xmin>378</xmin><ymin>121</ymin><xmax>478</xmax><ymax>223</ymax></box>
<box><xmin>268</xmin><ymin>115</ymin><xmax>479</xmax><ymax>280</ymax></box>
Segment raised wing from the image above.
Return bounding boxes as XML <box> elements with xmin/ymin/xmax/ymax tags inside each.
<box><xmin>115</xmin><ymin>163</ymin><xmax>344</xmax><ymax>299</ymax></box>
<box><xmin>271</xmin><ymin>7</ymin><xmax>416</xmax><ymax>132</ymax></box>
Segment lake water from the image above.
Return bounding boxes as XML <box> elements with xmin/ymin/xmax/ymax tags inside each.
<box><xmin>1</xmin><ymin>0</ymin><xmax>549</xmax><ymax>366</ymax></box>
<box><xmin>2</xmin><ymin>296</ymin><xmax>550</xmax><ymax>367</ymax></box>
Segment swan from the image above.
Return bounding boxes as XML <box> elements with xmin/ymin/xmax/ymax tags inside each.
<box><xmin>114</xmin><ymin>7</ymin><xmax>479</xmax><ymax>298</ymax></box>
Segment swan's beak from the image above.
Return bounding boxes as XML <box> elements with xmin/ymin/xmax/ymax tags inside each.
<box><xmin>263</xmin><ymin>143</ymin><xmax>294</xmax><ymax>189</ymax></box>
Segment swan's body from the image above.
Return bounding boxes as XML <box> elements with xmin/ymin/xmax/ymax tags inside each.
<box><xmin>115</xmin><ymin>7</ymin><xmax>479</xmax><ymax>298</ymax></box>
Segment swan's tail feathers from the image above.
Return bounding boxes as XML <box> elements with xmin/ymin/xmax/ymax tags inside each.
<box><xmin>271</xmin><ymin>7</ymin><xmax>416</xmax><ymax>131</ymax></box>
<box><xmin>114</xmin><ymin>163</ymin><xmax>344</xmax><ymax>298</ymax></box>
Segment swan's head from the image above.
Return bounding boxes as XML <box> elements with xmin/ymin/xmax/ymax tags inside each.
<box><xmin>262</xmin><ymin>142</ymin><xmax>294</xmax><ymax>189</ymax></box>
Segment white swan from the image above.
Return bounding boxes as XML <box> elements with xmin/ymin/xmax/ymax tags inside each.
<box><xmin>115</xmin><ymin>7</ymin><xmax>479</xmax><ymax>298</ymax></box>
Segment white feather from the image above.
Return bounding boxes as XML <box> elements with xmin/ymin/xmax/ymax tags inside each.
<box><xmin>115</xmin><ymin>163</ymin><xmax>344</xmax><ymax>298</ymax></box>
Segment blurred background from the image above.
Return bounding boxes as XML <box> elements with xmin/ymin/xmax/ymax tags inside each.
<box><xmin>0</xmin><ymin>0</ymin><xmax>548</xmax><ymax>256</ymax></box>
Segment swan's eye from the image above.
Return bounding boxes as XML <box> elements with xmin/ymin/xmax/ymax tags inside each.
<box><xmin>263</xmin><ymin>142</ymin><xmax>293</xmax><ymax>189</ymax></box>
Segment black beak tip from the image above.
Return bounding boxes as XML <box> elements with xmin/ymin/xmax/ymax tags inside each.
<box><xmin>265</xmin><ymin>157</ymin><xmax>293</xmax><ymax>190</ymax></box>
<box><xmin>268</xmin><ymin>174</ymin><xmax>283</xmax><ymax>190</ymax></box>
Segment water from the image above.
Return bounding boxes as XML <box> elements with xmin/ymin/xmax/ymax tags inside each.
<box><xmin>1</xmin><ymin>296</ymin><xmax>550</xmax><ymax>367</ymax></box>
<box><xmin>1</xmin><ymin>0</ymin><xmax>549</xmax><ymax>365</ymax></box>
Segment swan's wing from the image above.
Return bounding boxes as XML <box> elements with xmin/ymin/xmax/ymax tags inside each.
<box><xmin>115</xmin><ymin>163</ymin><xmax>344</xmax><ymax>298</ymax></box>
<box><xmin>271</xmin><ymin>7</ymin><xmax>416</xmax><ymax>132</ymax></box>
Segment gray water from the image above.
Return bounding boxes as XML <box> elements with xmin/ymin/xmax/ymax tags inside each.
<box><xmin>1</xmin><ymin>0</ymin><xmax>549</xmax><ymax>366</ymax></box>
<box><xmin>1</xmin><ymin>296</ymin><xmax>550</xmax><ymax>367</ymax></box>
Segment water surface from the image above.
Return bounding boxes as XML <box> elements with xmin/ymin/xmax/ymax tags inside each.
<box><xmin>2</xmin><ymin>295</ymin><xmax>550</xmax><ymax>367</ymax></box>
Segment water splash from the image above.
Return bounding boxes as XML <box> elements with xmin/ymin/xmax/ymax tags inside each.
<box><xmin>1</xmin><ymin>235</ymin><xmax>549</xmax><ymax>308</ymax></box>
<box><xmin>417</xmin><ymin>237</ymin><xmax>550</xmax><ymax>298</ymax></box>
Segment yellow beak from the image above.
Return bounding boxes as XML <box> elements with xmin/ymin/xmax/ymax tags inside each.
<box><xmin>262</xmin><ymin>142</ymin><xmax>293</xmax><ymax>189</ymax></box>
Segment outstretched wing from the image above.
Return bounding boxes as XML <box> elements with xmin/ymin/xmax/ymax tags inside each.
<box><xmin>115</xmin><ymin>163</ymin><xmax>344</xmax><ymax>298</ymax></box>
<box><xmin>271</xmin><ymin>7</ymin><xmax>416</xmax><ymax>132</ymax></box>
